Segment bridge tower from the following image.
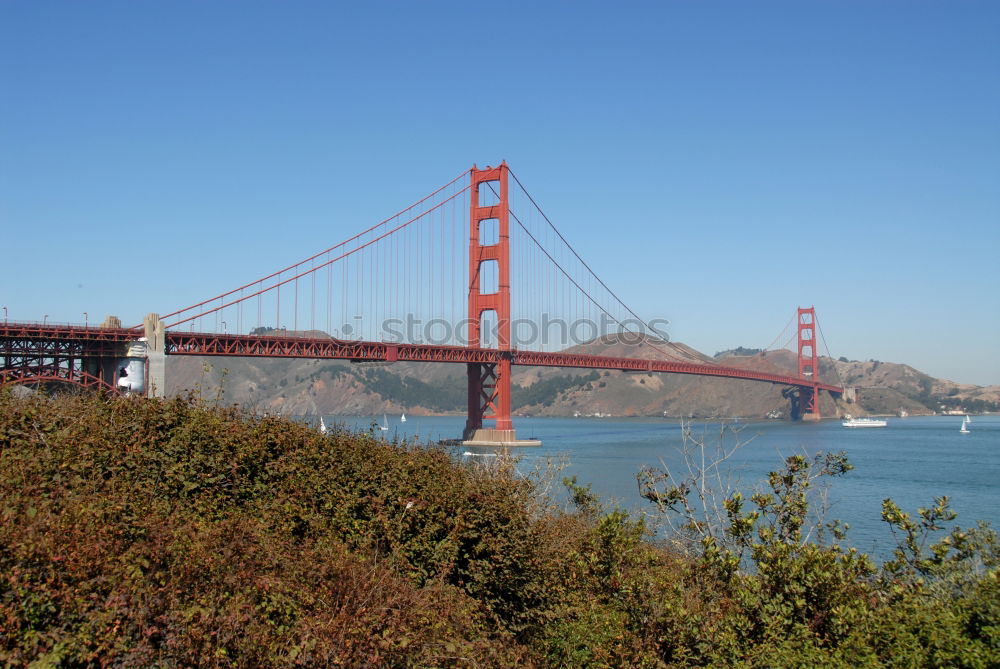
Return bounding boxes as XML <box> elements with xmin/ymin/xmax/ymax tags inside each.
<box><xmin>797</xmin><ymin>306</ymin><xmax>821</xmax><ymax>421</ymax></box>
<box><xmin>463</xmin><ymin>163</ymin><xmax>536</xmax><ymax>446</ymax></box>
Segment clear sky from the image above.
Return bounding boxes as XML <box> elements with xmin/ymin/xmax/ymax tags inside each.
<box><xmin>2</xmin><ymin>1</ymin><xmax>998</xmax><ymax>385</ymax></box>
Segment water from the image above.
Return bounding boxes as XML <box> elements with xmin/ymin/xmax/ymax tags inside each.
<box><xmin>323</xmin><ymin>413</ymin><xmax>1000</xmax><ymax>558</ymax></box>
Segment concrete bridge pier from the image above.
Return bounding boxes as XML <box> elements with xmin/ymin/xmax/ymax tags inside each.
<box><xmin>143</xmin><ymin>313</ymin><xmax>166</xmax><ymax>398</ymax></box>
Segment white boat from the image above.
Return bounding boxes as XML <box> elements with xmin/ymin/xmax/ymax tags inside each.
<box><xmin>380</xmin><ymin>414</ymin><xmax>389</xmax><ymax>431</ymax></box>
<box><xmin>965</xmin><ymin>414</ymin><xmax>972</xmax><ymax>423</ymax></box>
<box><xmin>842</xmin><ymin>417</ymin><xmax>888</xmax><ymax>428</ymax></box>
<box><xmin>960</xmin><ymin>416</ymin><xmax>970</xmax><ymax>434</ymax></box>
<box><xmin>319</xmin><ymin>416</ymin><xmax>328</xmax><ymax>435</ymax></box>
<box><xmin>400</xmin><ymin>413</ymin><xmax>407</xmax><ymax>423</ymax></box>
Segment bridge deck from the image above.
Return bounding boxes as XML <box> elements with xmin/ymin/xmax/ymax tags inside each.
<box><xmin>0</xmin><ymin>324</ymin><xmax>842</xmax><ymax>394</ymax></box>
<box><xmin>164</xmin><ymin>331</ymin><xmax>844</xmax><ymax>393</ymax></box>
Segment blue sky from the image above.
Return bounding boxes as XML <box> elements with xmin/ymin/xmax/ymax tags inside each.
<box><xmin>2</xmin><ymin>1</ymin><xmax>998</xmax><ymax>385</ymax></box>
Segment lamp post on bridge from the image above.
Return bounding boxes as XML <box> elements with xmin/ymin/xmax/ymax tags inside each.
<box><xmin>43</xmin><ymin>315</ymin><xmax>48</xmax><ymax>326</ymax></box>
<box><xmin>2</xmin><ymin>306</ymin><xmax>6</xmax><ymax>324</ymax></box>
<box><xmin>221</xmin><ymin>321</ymin><xmax>227</xmax><ymax>334</ymax></box>
<box><xmin>83</xmin><ymin>312</ymin><xmax>88</xmax><ymax>328</ymax></box>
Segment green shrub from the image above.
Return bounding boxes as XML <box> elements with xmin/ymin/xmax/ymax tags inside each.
<box><xmin>1</xmin><ymin>390</ymin><xmax>997</xmax><ymax>667</ymax></box>
<box><xmin>0</xmin><ymin>391</ymin><xmax>536</xmax><ymax>665</ymax></box>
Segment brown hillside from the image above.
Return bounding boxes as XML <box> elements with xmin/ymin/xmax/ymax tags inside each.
<box><xmin>165</xmin><ymin>334</ymin><xmax>998</xmax><ymax>419</ymax></box>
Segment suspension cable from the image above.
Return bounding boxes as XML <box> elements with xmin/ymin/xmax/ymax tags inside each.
<box><xmin>509</xmin><ymin>169</ymin><xmax>661</xmax><ymax>335</ymax></box>
<box><xmin>148</xmin><ymin>169</ymin><xmax>472</xmax><ymax>328</ymax></box>
<box><xmin>761</xmin><ymin>312</ymin><xmax>795</xmax><ymax>354</ymax></box>
<box><xmin>815</xmin><ymin>314</ymin><xmax>844</xmax><ymax>385</ymax></box>
<box><xmin>491</xmin><ymin>179</ymin><xmax>703</xmax><ymax>364</ymax></box>
<box><xmin>166</xmin><ymin>185</ymin><xmax>470</xmax><ymax>329</ymax></box>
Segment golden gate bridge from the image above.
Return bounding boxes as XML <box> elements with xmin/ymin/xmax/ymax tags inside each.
<box><xmin>0</xmin><ymin>163</ymin><xmax>843</xmax><ymax>445</ymax></box>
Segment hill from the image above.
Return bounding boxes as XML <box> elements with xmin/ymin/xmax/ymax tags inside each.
<box><xmin>166</xmin><ymin>334</ymin><xmax>1000</xmax><ymax>419</ymax></box>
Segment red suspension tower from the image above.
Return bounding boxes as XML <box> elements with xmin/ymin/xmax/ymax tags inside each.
<box><xmin>797</xmin><ymin>306</ymin><xmax>822</xmax><ymax>420</ymax></box>
<box><xmin>463</xmin><ymin>163</ymin><xmax>518</xmax><ymax>444</ymax></box>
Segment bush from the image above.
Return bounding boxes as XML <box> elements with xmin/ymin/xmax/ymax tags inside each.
<box><xmin>0</xmin><ymin>391</ymin><xmax>538</xmax><ymax>665</ymax></box>
<box><xmin>1</xmin><ymin>391</ymin><xmax>997</xmax><ymax>667</ymax></box>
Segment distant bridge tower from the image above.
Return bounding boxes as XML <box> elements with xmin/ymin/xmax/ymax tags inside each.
<box><xmin>797</xmin><ymin>306</ymin><xmax>821</xmax><ymax>421</ymax></box>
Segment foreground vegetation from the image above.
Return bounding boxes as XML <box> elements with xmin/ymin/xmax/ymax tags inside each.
<box><xmin>2</xmin><ymin>391</ymin><xmax>997</xmax><ymax>667</ymax></box>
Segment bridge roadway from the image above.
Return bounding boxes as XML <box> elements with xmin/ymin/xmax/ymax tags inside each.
<box><xmin>166</xmin><ymin>331</ymin><xmax>844</xmax><ymax>393</ymax></box>
<box><xmin>0</xmin><ymin>323</ymin><xmax>843</xmax><ymax>394</ymax></box>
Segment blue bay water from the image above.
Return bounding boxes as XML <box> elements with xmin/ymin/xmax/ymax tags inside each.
<box><xmin>324</xmin><ymin>414</ymin><xmax>1000</xmax><ymax>558</ymax></box>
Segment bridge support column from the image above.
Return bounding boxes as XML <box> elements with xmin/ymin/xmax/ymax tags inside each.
<box><xmin>143</xmin><ymin>313</ymin><xmax>166</xmax><ymax>398</ymax></box>
<box><xmin>462</xmin><ymin>163</ymin><xmax>538</xmax><ymax>447</ymax></box>
<box><xmin>801</xmin><ymin>384</ymin><xmax>821</xmax><ymax>421</ymax></box>
<box><xmin>463</xmin><ymin>357</ymin><xmax>526</xmax><ymax>444</ymax></box>
<box><xmin>797</xmin><ymin>307</ymin><xmax>822</xmax><ymax>421</ymax></box>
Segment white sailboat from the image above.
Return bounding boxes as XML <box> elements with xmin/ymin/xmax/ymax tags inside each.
<box><xmin>960</xmin><ymin>416</ymin><xmax>970</xmax><ymax>434</ymax></box>
<box><xmin>400</xmin><ymin>412</ymin><xmax>407</xmax><ymax>423</ymax></box>
<box><xmin>965</xmin><ymin>414</ymin><xmax>972</xmax><ymax>423</ymax></box>
<box><xmin>380</xmin><ymin>414</ymin><xmax>390</xmax><ymax>431</ymax></box>
<box><xmin>319</xmin><ymin>416</ymin><xmax>328</xmax><ymax>435</ymax></box>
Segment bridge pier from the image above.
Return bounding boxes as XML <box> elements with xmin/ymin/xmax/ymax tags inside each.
<box><xmin>801</xmin><ymin>384</ymin><xmax>822</xmax><ymax>421</ymax></box>
<box><xmin>143</xmin><ymin>313</ymin><xmax>166</xmax><ymax>398</ymax></box>
<box><xmin>463</xmin><ymin>358</ymin><xmax>540</xmax><ymax>447</ymax></box>
<box><xmin>783</xmin><ymin>384</ymin><xmax>823</xmax><ymax>421</ymax></box>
